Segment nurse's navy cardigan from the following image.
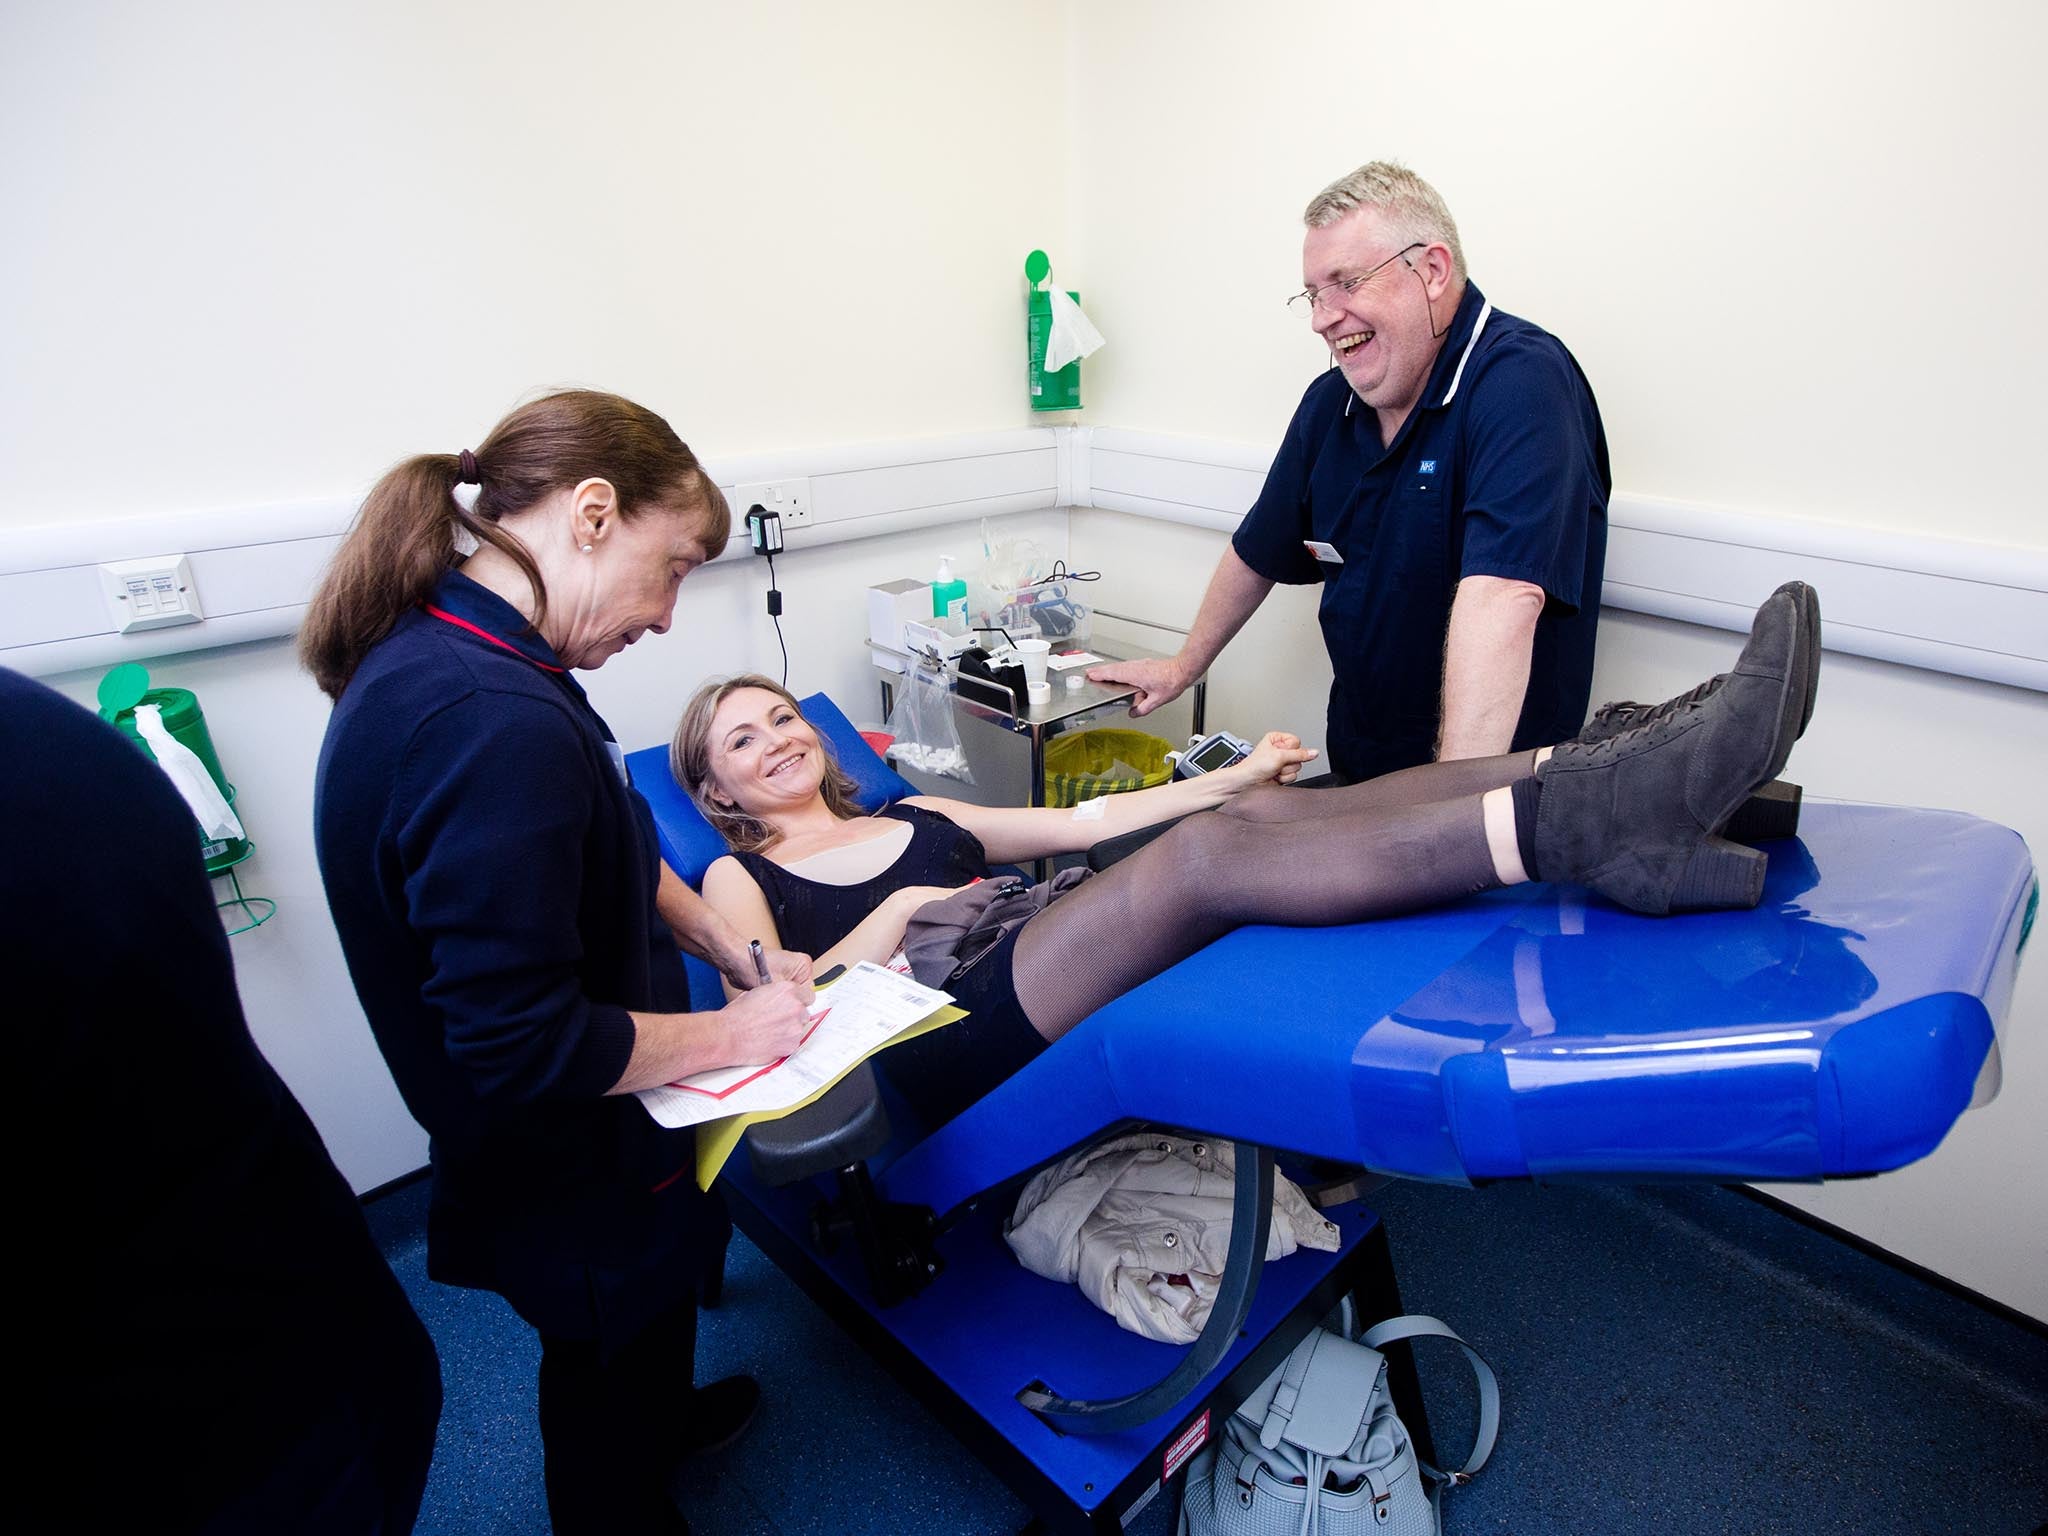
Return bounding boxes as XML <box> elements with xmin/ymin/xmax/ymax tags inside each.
<box><xmin>315</xmin><ymin>572</ymin><xmax>713</xmax><ymax>1342</ymax></box>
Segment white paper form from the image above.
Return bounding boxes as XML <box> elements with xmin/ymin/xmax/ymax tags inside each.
<box><xmin>635</xmin><ymin>961</ymin><xmax>954</xmax><ymax>1131</ymax></box>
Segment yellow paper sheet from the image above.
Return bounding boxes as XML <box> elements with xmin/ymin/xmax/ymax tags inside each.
<box><xmin>693</xmin><ymin>1004</ymin><xmax>966</xmax><ymax>1189</ymax></box>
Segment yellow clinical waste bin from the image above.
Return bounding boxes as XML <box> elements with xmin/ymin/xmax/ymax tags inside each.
<box><xmin>1043</xmin><ymin>728</ymin><xmax>1174</xmax><ymax>807</ymax></box>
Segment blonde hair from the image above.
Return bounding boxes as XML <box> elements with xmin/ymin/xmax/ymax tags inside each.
<box><xmin>671</xmin><ymin>674</ymin><xmax>867</xmax><ymax>854</ymax></box>
<box><xmin>1302</xmin><ymin>161</ymin><xmax>1466</xmax><ymax>281</ymax></box>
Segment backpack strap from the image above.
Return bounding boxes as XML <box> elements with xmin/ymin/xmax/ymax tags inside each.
<box><xmin>1256</xmin><ymin>1330</ymin><xmax>1320</xmax><ymax>1450</ymax></box>
<box><xmin>1358</xmin><ymin>1314</ymin><xmax>1500</xmax><ymax>1482</ymax></box>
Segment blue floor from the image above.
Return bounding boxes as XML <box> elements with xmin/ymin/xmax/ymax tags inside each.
<box><xmin>366</xmin><ymin>1176</ymin><xmax>2048</xmax><ymax>1536</ymax></box>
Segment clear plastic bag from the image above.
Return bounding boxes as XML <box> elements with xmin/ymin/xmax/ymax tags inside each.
<box><xmin>883</xmin><ymin>649</ymin><xmax>974</xmax><ymax>783</ymax></box>
<box><xmin>966</xmin><ymin>521</ymin><xmax>1047</xmax><ymax>634</ymax></box>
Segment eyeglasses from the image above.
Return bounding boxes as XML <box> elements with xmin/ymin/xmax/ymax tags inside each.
<box><xmin>1286</xmin><ymin>242</ymin><xmax>1427</xmax><ymax>318</ymax></box>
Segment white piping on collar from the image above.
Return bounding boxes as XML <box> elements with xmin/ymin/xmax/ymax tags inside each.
<box><xmin>1438</xmin><ymin>299</ymin><xmax>1492</xmax><ymax>407</ymax></box>
<box><xmin>1340</xmin><ymin>297</ymin><xmax>1495</xmax><ymax>417</ymax></box>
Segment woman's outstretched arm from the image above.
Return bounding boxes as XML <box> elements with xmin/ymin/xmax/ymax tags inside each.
<box><xmin>905</xmin><ymin>731</ymin><xmax>1318</xmax><ymax>866</ymax></box>
<box><xmin>699</xmin><ymin>854</ymin><xmax>962</xmax><ymax>999</ymax></box>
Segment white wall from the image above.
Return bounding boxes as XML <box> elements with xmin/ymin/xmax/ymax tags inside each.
<box><xmin>0</xmin><ymin>0</ymin><xmax>1070</xmax><ymax>524</ymax></box>
<box><xmin>1065</xmin><ymin>0</ymin><xmax>2048</xmax><ymax>1317</ymax></box>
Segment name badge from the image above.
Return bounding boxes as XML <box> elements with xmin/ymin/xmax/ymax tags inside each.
<box><xmin>606</xmin><ymin>740</ymin><xmax>629</xmax><ymax>786</ymax></box>
<box><xmin>1303</xmin><ymin>540</ymin><xmax>1345</xmax><ymax>565</ymax></box>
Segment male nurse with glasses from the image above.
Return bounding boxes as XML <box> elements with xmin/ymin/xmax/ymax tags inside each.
<box><xmin>1091</xmin><ymin>162</ymin><xmax>1609</xmax><ymax>783</ymax></box>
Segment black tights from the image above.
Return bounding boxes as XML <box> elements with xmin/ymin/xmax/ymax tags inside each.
<box><xmin>1008</xmin><ymin>750</ymin><xmax>1538</xmax><ymax>1038</ymax></box>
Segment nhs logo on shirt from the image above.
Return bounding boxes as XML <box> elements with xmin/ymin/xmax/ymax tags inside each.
<box><xmin>1419</xmin><ymin>459</ymin><xmax>1438</xmax><ymax>474</ymax></box>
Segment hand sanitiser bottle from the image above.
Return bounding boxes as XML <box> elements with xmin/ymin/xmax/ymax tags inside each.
<box><xmin>932</xmin><ymin>556</ymin><xmax>968</xmax><ymax>632</ymax></box>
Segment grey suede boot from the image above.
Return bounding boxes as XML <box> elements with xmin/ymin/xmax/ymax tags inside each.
<box><xmin>1582</xmin><ymin>582</ymin><xmax>1820</xmax><ymax>740</ymax></box>
<box><xmin>1535</xmin><ymin>582</ymin><xmax>1815</xmax><ymax>914</ymax></box>
<box><xmin>1577</xmin><ymin>582</ymin><xmax>1821</xmax><ymax>844</ymax></box>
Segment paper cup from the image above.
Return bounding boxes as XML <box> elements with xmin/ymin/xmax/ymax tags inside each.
<box><xmin>1014</xmin><ymin>637</ymin><xmax>1051</xmax><ymax>687</ymax></box>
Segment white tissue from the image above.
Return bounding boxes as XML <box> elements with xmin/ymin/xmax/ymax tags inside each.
<box><xmin>134</xmin><ymin>703</ymin><xmax>244</xmax><ymax>841</ymax></box>
<box><xmin>1043</xmin><ymin>285</ymin><xmax>1106</xmax><ymax>373</ymax></box>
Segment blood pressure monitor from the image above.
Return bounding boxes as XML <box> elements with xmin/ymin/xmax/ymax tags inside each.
<box><xmin>1172</xmin><ymin>729</ymin><xmax>1254</xmax><ymax>779</ymax></box>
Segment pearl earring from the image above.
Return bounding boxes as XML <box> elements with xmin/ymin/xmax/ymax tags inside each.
<box><xmin>581</xmin><ymin>544</ymin><xmax>593</xmax><ymax>554</ymax></box>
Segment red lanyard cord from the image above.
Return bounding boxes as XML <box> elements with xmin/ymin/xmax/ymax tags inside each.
<box><xmin>423</xmin><ymin>605</ymin><xmax>566</xmax><ymax>673</ymax></box>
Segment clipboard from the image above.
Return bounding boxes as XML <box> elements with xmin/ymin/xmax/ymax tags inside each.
<box><xmin>691</xmin><ymin>966</ymin><xmax>965</xmax><ymax>1189</ymax></box>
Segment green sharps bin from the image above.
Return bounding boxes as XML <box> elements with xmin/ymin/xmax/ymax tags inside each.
<box><xmin>1025</xmin><ymin>249</ymin><xmax>1083</xmax><ymax>411</ymax></box>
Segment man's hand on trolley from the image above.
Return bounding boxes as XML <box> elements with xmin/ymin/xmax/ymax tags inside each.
<box><xmin>1086</xmin><ymin>655</ymin><xmax>1190</xmax><ymax>717</ymax></box>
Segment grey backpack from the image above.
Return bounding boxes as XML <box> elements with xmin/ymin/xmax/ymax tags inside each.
<box><xmin>1180</xmin><ymin>1315</ymin><xmax>1498</xmax><ymax>1536</ymax></box>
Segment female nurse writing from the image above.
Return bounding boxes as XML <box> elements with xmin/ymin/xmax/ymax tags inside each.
<box><xmin>306</xmin><ymin>389</ymin><xmax>810</xmax><ymax>1536</ymax></box>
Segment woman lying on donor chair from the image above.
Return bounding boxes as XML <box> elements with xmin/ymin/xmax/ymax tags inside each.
<box><xmin>677</xmin><ymin>583</ymin><xmax>1820</xmax><ymax>1127</ymax></box>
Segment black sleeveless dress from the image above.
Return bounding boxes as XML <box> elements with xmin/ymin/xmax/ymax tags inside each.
<box><xmin>729</xmin><ymin>803</ymin><xmax>1047</xmax><ymax>1125</ymax></box>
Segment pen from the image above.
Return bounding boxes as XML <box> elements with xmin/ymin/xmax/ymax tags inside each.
<box><xmin>748</xmin><ymin>938</ymin><xmax>772</xmax><ymax>988</ymax></box>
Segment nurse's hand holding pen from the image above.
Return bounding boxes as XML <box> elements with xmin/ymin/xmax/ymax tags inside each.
<box><xmin>607</xmin><ymin>971</ymin><xmax>815</xmax><ymax>1093</ymax></box>
<box><xmin>716</xmin><ymin>978</ymin><xmax>814</xmax><ymax>1066</ymax></box>
<box><xmin>721</xmin><ymin>938</ymin><xmax>814</xmax><ymax>1064</ymax></box>
<box><xmin>709</xmin><ymin>937</ymin><xmax>813</xmax><ymax>1070</ymax></box>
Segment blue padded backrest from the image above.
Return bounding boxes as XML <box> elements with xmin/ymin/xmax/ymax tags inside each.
<box><xmin>625</xmin><ymin>691</ymin><xmax>914</xmax><ymax>889</ymax></box>
<box><xmin>624</xmin><ymin>692</ymin><xmax>912</xmax><ymax>1008</ymax></box>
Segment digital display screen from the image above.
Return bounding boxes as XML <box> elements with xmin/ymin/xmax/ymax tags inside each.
<box><xmin>1191</xmin><ymin>737</ymin><xmax>1242</xmax><ymax>771</ymax></box>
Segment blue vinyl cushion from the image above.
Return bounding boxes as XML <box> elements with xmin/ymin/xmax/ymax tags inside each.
<box><xmin>877</xmin><ymin>802</ymin><xmax>2032</xmax><ymax>1214</ymax></box>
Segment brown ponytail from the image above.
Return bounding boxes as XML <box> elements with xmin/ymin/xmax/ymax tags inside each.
<box><xmin>299</xmin><ymin>390</ymin><xmax>730</xmax><ymax>699</ymax></box>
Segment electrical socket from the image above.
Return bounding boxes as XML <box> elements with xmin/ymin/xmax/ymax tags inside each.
<box><xmin>734</xmin><ymin>477</ymin><xmax>811</xmax><ymax>530</ymax></box>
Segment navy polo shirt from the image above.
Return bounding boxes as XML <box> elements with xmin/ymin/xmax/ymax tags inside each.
<box><xmin>1233</xmin><ymin>281</ymin><xmax>1609</xmax><ymax>781</ymax></box>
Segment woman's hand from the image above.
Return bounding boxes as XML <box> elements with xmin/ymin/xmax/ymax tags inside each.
<box><xmin>765</xmin><ymin>946</ymin><xmax>812</xmax><ymax>984</ymax></box>
<box><xmin>877</xmin><ymin>882</ymin><xmax>975</xmax><ymax>953</ymax></box>
<box><xmin>799</xmin><ymin>884</ymin><xmax>972</xmax><ymax>977</ymax></box>
<box><xmin>716</xmin><ymin>979</ymin><xmax>815</xmax><ymax>1065</ymax></box>
<box><xmin>760</xmin><ymin>946</ymin><xmax>814</xmax><ymax>986</ymax></box>
<box><xmin>718</xmin><ymin>941</ymin><xmax>813</xmax><ymax>992</ymax></box>
<box><xmin>891</xmin><ymin>882</ymin><xmax>973</xmax><ymax>921</ymax></box>
<box><xmin>1233</xmin><ymin>731</ymin><xmax>1319</xmax><ymax>789</ymax></box>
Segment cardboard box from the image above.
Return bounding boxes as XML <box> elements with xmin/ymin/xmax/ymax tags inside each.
<box><xmin>868</xmin><ymin>578</ymin><xmax>932</xmax><ymax>651</ymax></box>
